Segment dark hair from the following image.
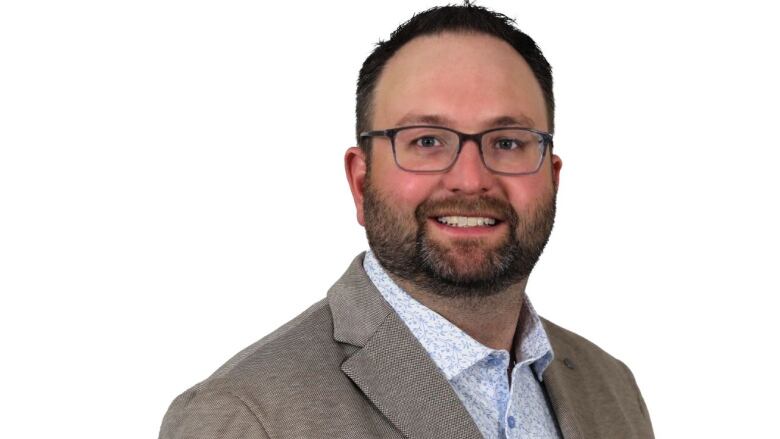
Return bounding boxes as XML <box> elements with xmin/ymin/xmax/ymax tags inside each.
<box><xmin>355</xmin><ymin>2</ymin><xmax>554</xmax><ymax>156</ymax></box>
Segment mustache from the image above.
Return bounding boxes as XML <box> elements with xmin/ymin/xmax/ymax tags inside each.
<box><xmin>414</xmin><ymin>196</ymin><xmax>519</xmax><ymax>226</ymax></box>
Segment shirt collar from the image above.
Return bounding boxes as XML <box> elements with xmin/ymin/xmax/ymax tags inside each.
<box><xmin>363</xmin><ymin>250</ymin><xmax>554</xmax><ymax>382</ymax></box>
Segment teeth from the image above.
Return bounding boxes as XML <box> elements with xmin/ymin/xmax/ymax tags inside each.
<box><xmin>436</xmin><ymin>216</ymin><xmax>497</xmax><ymax>227</ymax></box>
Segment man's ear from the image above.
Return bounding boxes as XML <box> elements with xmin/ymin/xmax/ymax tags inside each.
<box><xmin>551</xmin><ymin>153</ymin><xmax>562</xmax><ymax>191</ymax></box>
<box><xmin>344</xmin><ymin>146</ymin><xmax>367</xmax><ymax>226</ymax></box>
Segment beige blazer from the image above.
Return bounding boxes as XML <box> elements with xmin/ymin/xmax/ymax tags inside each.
<box><xmin>160</xmin><ymin>253</ymin><xmax>654</xmax><ymax>438</ymax></box>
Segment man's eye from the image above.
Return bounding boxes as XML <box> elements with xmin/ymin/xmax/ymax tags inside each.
<box><xmin>414</xmin><ymin>136</ymin><xmax>442</xmax><ymax>148</ymax></box>
<box><xmin>495</xmin><ymin>138</ymin><xmax>524</xmax><ymax>150</ymax></box>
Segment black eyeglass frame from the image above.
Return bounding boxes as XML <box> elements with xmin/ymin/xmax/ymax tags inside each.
<box><xmin>359</xmin><ymin>125</ymin><xmax>554</xmax><ymax>176</ymax></box>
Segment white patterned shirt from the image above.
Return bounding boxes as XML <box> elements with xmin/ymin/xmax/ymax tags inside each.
<box><xmin>363</xmin><ymin>250</ymin><xmax>562</xmax><ymax>439</ymax></box>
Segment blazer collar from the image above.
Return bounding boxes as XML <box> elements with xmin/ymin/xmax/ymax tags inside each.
<box><xmin>328</xmin><ymin>252</ymin><xmax>483</xmax><ymax>438</ymax></box>
<box><xmin>327</xmin><ymin>252</ymin><xmax>587</xmax><ymax>439</ymax></box>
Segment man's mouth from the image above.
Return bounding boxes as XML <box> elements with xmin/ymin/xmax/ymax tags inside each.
<box><xmin>435</xmin><ymin>215</ymin><xmax>500</xmax><ymax>228</ymax></box>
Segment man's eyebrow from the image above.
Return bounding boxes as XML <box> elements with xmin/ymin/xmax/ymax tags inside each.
<box><xmin>394</xmin><ymin>113</ymin><xmax>537</xmax><ymax>129</ymax></box>
<box><xmin>395</xmin><ymin>114</ymin><xmax>454</xmax><ymax>127</ymax></box>
<box><xmin>486</xmin><ymin>115</ymin><xmax>536</xmax><ymax>128</ymax></box>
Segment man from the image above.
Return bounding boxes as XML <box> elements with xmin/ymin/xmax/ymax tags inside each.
<box><xmin>160</xmin><ymin>4</ymin><xmax>654</xmax><ymax>438</ymax></box>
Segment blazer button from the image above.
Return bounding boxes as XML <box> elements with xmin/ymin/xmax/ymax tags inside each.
<box><xmin>563</xmin><ymin>358</ymin><xmax>575</xmax><ymax>369</ymax></box>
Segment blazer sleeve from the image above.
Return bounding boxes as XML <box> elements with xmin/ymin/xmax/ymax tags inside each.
<box><xmin>159</xmin><ymin>389</ymin><xmax>271</xmax><ymax>439</ymax></box>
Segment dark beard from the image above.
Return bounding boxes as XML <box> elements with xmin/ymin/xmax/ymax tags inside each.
<box><xmin>363</xmin><ymin>175</ymin><xmax>556</xmax><ymax>298</ymax></box>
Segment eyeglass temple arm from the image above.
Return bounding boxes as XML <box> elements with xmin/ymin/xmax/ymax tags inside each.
<box><xmin>359</xmin><ymin>130</ymin><xmax>394</xmax><ymax>138</ymax></box>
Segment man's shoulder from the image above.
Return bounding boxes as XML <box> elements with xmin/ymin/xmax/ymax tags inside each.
<box><xmin>193</xmin><ymin>297</ymin><xmax>343</xmax><ymax>392</ymax></box>
<box><xmin>540</xmin><ymin>316</ymin><xmax>634</xmax><ymax>375</ymax></box>
<box><xmin>539</xmin><ymin>316</ymin><xmax>653</xmax><ymax>437</ymax></box>
<box><xmin>160</xmin><ymin>297</ymin><xmax>355</xmax><ymax>438</ymax></box>
<box><xmin>541</xmin><ymin>316</ymin><xmax>613</xmax><ymax>355</ymax></box>
<box><xmin>210</xmin><ymin>298</ymin><xmax>336</xmax><ymax>381</ymax></box>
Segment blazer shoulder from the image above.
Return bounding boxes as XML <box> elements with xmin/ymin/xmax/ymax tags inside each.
<box><xmin>160</xmin><ymin>298</ymin><xmax>360</xmax><ymax>438</ymax></box>
<box><xmin>540</xmin><ymin>316</ymin><xmax>654</xmax><ymax>437</ymax></box>
<box><xmin>189</xmin><ymin>297</ymin><xmax>342</xmax><ymax>393</ymax></box>
<box><xmin>540</xmin><ymin>316</ymin><xmax>624</xmax><ymax>365</ymax></box>
<box><xmin>540</xmin><ymin>317</ymin><xmax>644</xmax><ymax>403</ymax></box>
<box><xmin>207</xmin><ymin>297</ymin><xmax>334</xmax><ymax>380</ymax></box>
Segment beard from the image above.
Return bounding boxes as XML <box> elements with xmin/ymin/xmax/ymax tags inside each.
<box><xmin>363</xmin><ymin>175</ymin><xmax>557</xmax><ymax>299</ymax></box>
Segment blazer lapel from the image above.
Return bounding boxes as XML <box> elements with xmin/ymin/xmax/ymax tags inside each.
<box><xmin>341</xmin><ymin>313</ymin><xmax>483</xmax><ymax>439</ymax></box>
<box><xmin>329</xmin><ymin>253</ymin><xmax>483</xmax><ymax>439</ymax></box>
<box><xmin>541</xmin><ymin>318</ymin><xmax>585</xmax><ymax>439</ymax></box>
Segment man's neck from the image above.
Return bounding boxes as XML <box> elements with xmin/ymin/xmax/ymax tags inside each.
<box><xmin>387</xmin><ymin>273</ymin><xmax>527</xmax><ymax>353</ymax></box>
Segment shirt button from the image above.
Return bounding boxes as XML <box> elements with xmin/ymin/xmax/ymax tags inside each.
<box><xmin>507</xmin><ymin>416</ymin><xmax>516</xmax><ymax>428</ymax></box>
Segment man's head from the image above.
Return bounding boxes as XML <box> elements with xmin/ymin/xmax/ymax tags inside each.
<box><xmin>345</xmin><ymin>4</ymin><xmax>562</xmax><ymax>298</ymax></box>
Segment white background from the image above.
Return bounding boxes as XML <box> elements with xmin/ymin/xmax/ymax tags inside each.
<box><xmin>1</xmin><ymin>1</ymin><xmax>778</xmax><ymax>437</ymax></box>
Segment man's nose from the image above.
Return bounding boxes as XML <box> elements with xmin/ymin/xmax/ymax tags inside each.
<box><xmin>441</xmin><ymin>140</ymin><xmax>496</xmax><ymax>194</ymax></box>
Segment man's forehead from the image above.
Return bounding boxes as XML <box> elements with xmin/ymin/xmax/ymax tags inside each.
<box><xmin>377</xmin><ymin>32</ymin><xmax>526</xmax><ymax>84</ymax></box>
<box><xmin>371</xmin><ymin>32</ymin><xmax>548</xmax><ymax>131</ymax></box>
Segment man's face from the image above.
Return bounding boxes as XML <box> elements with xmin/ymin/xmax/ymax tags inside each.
<box><xmin>345</xmin><ymin>32</ymin><xmax>562</xmax><ymax>298</ymax></box>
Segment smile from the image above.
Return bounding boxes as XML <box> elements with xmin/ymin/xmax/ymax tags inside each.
<box><xmin>436</xmin><ymin>216</ymin><xmax>498</xmax><ymax>228</ymax></box>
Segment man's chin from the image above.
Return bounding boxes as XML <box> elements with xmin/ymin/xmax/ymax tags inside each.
<box><xmin>419</xmin><ymin>242</ymin><xmax>510</xmax><ymax>285</ymax></box>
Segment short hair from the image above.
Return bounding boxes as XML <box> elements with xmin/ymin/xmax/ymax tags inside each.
<box><xmin>355</xmin><ymin>2</ymin><xmax>554</xmax><ymax>157</ymax></box>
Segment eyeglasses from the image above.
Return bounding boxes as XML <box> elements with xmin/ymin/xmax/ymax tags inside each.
<box><xmin>360</xmin><ymin>125</ymin><xmax>553</xmax><ymax>176</ymax></box>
